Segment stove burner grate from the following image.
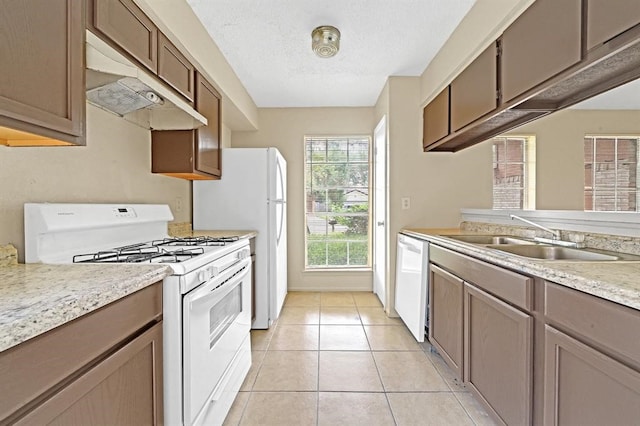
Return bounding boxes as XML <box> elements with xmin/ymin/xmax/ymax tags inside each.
<box><xmin>73</xmin><ymin>245</ymin><xmax>205</xmax><ymax>264</ymax></box>
<box><xmin>152</xmin><ymin>236</ymin><xmax>240</xmax><ymax>247</ymax></box>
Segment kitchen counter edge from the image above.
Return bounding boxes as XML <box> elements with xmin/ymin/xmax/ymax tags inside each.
<box><xmin>0</xmin><ymin>263</ymin><xmax>172</xmax><ymax>353</ymax></box>
<box><xmin>402</xmin><ymin>228</ymin><xmax>640</xmax><ymax>311</ymax></box>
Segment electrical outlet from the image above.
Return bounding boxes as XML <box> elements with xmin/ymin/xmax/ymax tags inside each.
<box><xmin>175</xmin><ymin>197</ymin><xmax>183</xmax><ymax>212</ymax></box>
<box><xmin>401</xmin><ymin>197</ymin><xmax>411</xmax><ymax>210</ymax></box>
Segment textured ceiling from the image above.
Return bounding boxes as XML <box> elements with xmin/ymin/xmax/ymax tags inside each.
<box><xmin>186</xmin><ymin>0</ymin><xmax>476</xmax><ymax>108</ymax></box>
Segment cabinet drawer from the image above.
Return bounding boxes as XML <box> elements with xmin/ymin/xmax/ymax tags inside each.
<box><xmin>158</xmin><ymin>33</ymin><xmax>195</xmax><ymax>102</ymax></box>
<box><xmin>0</xmin><ymin>283</ymin><xmax>162</xmax><ymax>422</ymax></box>
<box><xmin>430</xmin><ymin>245</ymin><xmax>532</xmax><ymax>311</ymax></box>
<box><xmin>544</xmin><ymin>281</ymin><xmax>640</xmax><ymax>366</ymax></box>
<box><xmin>94</xmin><ymin>0</ymin><xmax>158</xmax><ymax>72</ymax></box>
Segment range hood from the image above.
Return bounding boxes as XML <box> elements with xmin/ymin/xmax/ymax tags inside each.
<box><xmin>85</xmin><ymin>31</ymin><xmax>207</xmax><ymax>130</ymax></box>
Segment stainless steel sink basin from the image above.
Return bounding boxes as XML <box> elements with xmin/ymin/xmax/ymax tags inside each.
<box><xmin>488</xmin><ymin>245</ymin><xmax>620</xmax><ymax>261</ymax></box>
<box><xmin>445</xmin><ymin>235</ymin><xmax>535</xmax><ymax>245</ymax></box>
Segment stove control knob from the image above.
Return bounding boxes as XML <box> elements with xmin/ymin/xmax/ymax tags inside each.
<box><xmin>209</xmin><ymin>266</ymin><xmax>220</xmax><ymax>277</ymax></box>
<box><xmin>198</xmin><ymin>270</ymin><xmax>208</xmax><ymax>282</ymax></box>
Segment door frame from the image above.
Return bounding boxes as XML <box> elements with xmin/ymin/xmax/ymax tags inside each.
<box><xmin>373</xmin><ymin>116</ymin><xmax>388</xmax><ymax>307</ymax></box>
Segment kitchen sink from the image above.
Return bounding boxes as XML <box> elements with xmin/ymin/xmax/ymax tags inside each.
<box><xmin>444</xmin><ymin>235</ymin><xmax>536</xmax><ymax>245</ymax></box>
<box><xmin>488</xmin><ymin>245</ymin><xmax>622</xmax><ymax>261</ymax></box>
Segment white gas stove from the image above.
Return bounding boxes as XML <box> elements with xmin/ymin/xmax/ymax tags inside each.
<box><xmin>24</xmin><ymin>203</ymin><xmax>252</xmax><ymax>426</ymax></box>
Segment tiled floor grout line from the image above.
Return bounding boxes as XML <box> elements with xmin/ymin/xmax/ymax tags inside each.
<box><xmin>230</xmin><ymin>293</ymin><xmax>491</xmax><ymax>425</ymax></box>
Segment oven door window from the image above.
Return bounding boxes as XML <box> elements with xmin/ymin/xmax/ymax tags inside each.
<box><xmin>209</xmin><ymin>284</ymin><xmax>242</xmax><ymax>348</ymax></box>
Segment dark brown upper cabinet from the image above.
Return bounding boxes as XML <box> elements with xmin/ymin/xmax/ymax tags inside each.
<box><xmin>93</xmin><ymin>0</ymin><xmax>158</xmax><ymax>73</ymax></box>
<box><xmin>423</xmin><ymin>0</ymin><xmax>640</xmax><ymax>153</ymax></box>
<box><xmin>422</xmin><ymin>87</ymin><xmax>450</xmax><ymax>150</ymax></box>
<box><xmin>151</xmin><ymin>74</ymin><xmax>221</xmax><ymax>180</ymax></box>
<box><xmin>586</xmin><ymin>0</ymin><xmax>640</xmax><ymax>51</ymax></box>
<box><xmin>450</xmin><ymin>42</ymin><xmax>498</xmax><ymax>132</ymax></box>
<box><xmin>0</xmin><ymin>0</ymin><xmax>85</xmax><ymax>146</ymax></box>
<box><xmin>158</xmin><ymin>33</ymin><xmax>196</xmax><ymax>102</ymax></box>
<box><xmin>501</xmin><ymin>0</ymin><xmax>582</xmax><ymax>103</ymax></box>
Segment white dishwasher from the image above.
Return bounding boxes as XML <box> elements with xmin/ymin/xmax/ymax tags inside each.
<box><xmin>395</xmin><ymin>233</ymin><xmax>429</xmax><ymax>342</ymax></box>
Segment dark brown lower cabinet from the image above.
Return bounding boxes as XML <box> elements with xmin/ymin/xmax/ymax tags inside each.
<box><xmin>16</xmin><ymin>323</ymin><xmax>163</xmax><ymax>426</ymax></box>
<box><xmin>544</xmin><ymin>325</ymin><xmax>640</xmax><ymax>425</ymax></box>
<box><xmin>0</xmin><ymin>283</ymin><xmax>163</xmax><ymax>425</ymax></box>
<box><xmin>464</xmin><ymin>284</ymin><xmax>533</xmax><ymax>426</ymax></box>
<box><xmin>428</xmin><ymin>264</ymin><xmax>463</xmax><ymax>378</ymax></box>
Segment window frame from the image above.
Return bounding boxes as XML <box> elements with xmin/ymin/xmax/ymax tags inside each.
<box><xmin>303</xmin><ymin>135</ymin><xmax>372</xmax><ymax>270</ymax></box>
<box><xmin>491</xmin><ymin>136</ymin><xmax>536</xmax><ymax>210</ymax></box>
<box><xmin>584</xmin><ymin>135</ymin><xmax>640</xmax><ymax>212</ymax></box>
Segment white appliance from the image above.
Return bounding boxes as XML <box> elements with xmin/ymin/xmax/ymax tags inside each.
<box><xmin>194</xmin><ymin>148</ymin><xmax>287</xmax><ymax>329</ymax></box>
<box><xmin>24</xmin><ymin>203</ymin><xmax>252</xmax><ymax>426</ymax></box>
<box><xmin>395</xmin><ymin>233</ymin><xmax>429</xmax><ymax>342</ymax></box>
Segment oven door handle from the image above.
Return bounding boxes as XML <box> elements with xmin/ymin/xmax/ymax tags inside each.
<box><xmin>188</xmin><ymin>261</ymin><xmax>251</xmax><ymax>309</ymax></box>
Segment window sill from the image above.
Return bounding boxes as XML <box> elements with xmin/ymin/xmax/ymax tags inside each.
<box><xmin>304</xmin><ymin>267</ymin><xmax>372</xmax><ymax>273</ymax></box>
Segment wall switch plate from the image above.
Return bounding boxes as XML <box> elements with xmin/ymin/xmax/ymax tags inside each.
<box><xmin>401</xmin><ymin>197</ymin><xmax>411</xmax><ymax>210</ymax></box>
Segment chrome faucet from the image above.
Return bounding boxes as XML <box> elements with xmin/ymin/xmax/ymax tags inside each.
<box><xmin>509</xmin><ymin>214</ymin><xmax>585</xmax><ymax>248</ymax></box>
<box><xmin>509</xmin><ymin>214</ymin><xmax>560</xmax><ymax>239</ymax></box>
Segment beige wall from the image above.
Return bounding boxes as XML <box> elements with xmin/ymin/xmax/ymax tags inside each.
<box><xmin>232</xmin><ymin>108</ymin><xmax>376</xmax><ymax>291</ymax></box>
<box><xmin>508</xmin><ymin>109</ymin><xmax>640</xmax><ymax>210</ymax></box>
<box><xmin>377</xmin><ymin>76</ymin><xmax>492</xmax><ymax>313</ymax></box>
<box><xmin>0</xmin><ymin>105</ymin><xmax>191</xmax><ymax>262</ymax></box>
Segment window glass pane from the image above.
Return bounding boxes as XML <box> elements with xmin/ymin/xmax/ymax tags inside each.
<box><xmin>349</xmin><ymin>242</ymin><xmax>368</xmax><ymax>266</ymax></box>
<box><xmin>617</xmin><ymin>164</ymin><xmax>637</xmax><ymax>189</ymax></box>
<box><xmin>593</xmin><ymin>190</ymin><xmax>616</xmax><ymax>211</ymax></box>
<box><xmin>594</xmin><ymin>138</ymin><xmax>615</xmax><ymax>163</ymax></box>
<box><xmin>307</xmin><ymin>241</ymin><xmax>327</xmax><ymax>267</ymax></box>
<box><xmin>327</xmin><ymin>241</ymin><xmax>348</xmax><ymax>265</ymax></box>
<box><xmin>584</xmin><ymin>164</ymin><xmax>593</xmax><ymax>188</ymax></box>
<box><xmin>584</xmin><ymin>138</ymin><xmax>594</xmax><ymax>163</ymax></box>
<box><xmin>492</xmin><ymin>137</ymin><xmax>532</xmax><ymax>210</ymax></box>
<box><xmin>594</xmin><ymin>163</ymin><xmax>616</xmax><ymax>187</ymax></box>
<box><xmin>584</xmin><ymin>189</ymin><xmax>593</xmax><ymax>211</ymax></box>
<box><xmin>617</xmin><ymin>139</ymin><xmax>637</xmax><ymax>162</ymax></box>
<box><xmin>616</xmin><ymin>191</ymin><xmax>637</xmax><ymax>212</ymax></box>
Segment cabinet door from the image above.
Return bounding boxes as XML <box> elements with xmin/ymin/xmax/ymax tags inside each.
<box><xmin>450</xmin><ymin>43</ymin><xmax>498</xmax><ymax>131</ymax></box>
<box><xmin>586</xmin><ymin>0</ymin><xmax>640</xmax><ymax>50</ymax></box>
<box><xmin>17</xmin><ymin>323</ymin><xmax>163</xmax><ymax>426</ymax></box>
<box><xmin>428</xmin><ymin>264</ymin><xmax>463</xmax><ymax>378</ymax></box>
<box><xmin>544</xmin><ymin>325</ymin><xmax>640</xmax><ymax>425</ymax></box>
<box><xmin>158</xmin><ymin>33</ymin><xmax>196</xmax><ymax>102</ymax></box>
<box><xmin>501</xmin><ymin>0</ymin><xmax>582</xmax><ymax>103</ymax></box>
<box><xmin>195</xmin><ymin>74</ymin><xmax>222</xmax><ymax>177</ymax></box>
<box><xmin>422</xmin><ymin>87</ymin><xmax>449</xmax><ymax>149</ymax></box>
<box><xmin>464</xmin><ymin>284</ymin><xmax>532</xmax><ymax>426</ymax></box>
<box><xmin>94</xmin><ymin>0</ymin><xmax>158</xmax><ymax>72</ymax></box>
<box><xmin>0</xmin><ymin>0</ymin><xmax>84</xmax><ymax>143</ymax></box>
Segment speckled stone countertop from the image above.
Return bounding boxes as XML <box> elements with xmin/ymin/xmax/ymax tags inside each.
<box><xmin>403</xmin><ymin>228</ymin><xmax>640</xmax><ymax>311</ymax></box>
<box><xmin>0</xmin><ymin>264</ymin><xmax>171</xmax><ymax>353</ymax></box>
<box><xmin>168</xmin><ymin>225</ymin><xmax>257</xmax><ymax>240</ymax></box>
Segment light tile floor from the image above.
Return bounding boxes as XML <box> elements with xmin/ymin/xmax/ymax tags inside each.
<box><xmin>224</xmin><ymin>291</ymin><xmax>497</xmax><ymax>426</ymax></box>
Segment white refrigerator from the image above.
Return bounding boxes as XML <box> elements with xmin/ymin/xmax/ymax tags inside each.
<box><xmin>193</xmin><ymin>148</ymin><xmax>287</xmax><ymax>329</ymax></box>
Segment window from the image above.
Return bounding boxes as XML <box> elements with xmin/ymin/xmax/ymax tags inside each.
<box><xmin>584</xmin><ymin>136</ymin><xmax>639</xmax><ymax>211</ymax></box>
<box><xmin>492</xmin><ymin>136</ymin><xmax>536</xmax><ymax>210</ymax></box>
<box><xmin>304</xmin><ymin>136</ymin><xmax>371</xmax><ymax>268</ymax></box>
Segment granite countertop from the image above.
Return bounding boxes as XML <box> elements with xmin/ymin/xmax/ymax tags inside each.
<box><xmin>171</xmin><ymin>229</ymin><xmax>258</xmax><ymax>239</ymax></box>
<box><xmin>403</xmin><ymin>228</ymin><xmax>640</xmax><ymax>311</ymax></box>
<box><xmin>0</xmin><ymin>264</ymin><xmax>171</xmax><ymax>353</ymax></box>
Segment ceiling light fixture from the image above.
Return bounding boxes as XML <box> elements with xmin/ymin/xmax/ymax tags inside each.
<box><xmin>311</xmin><ymin>25</ymin><xmax>340</xmax><ymax>58</ymax></box>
